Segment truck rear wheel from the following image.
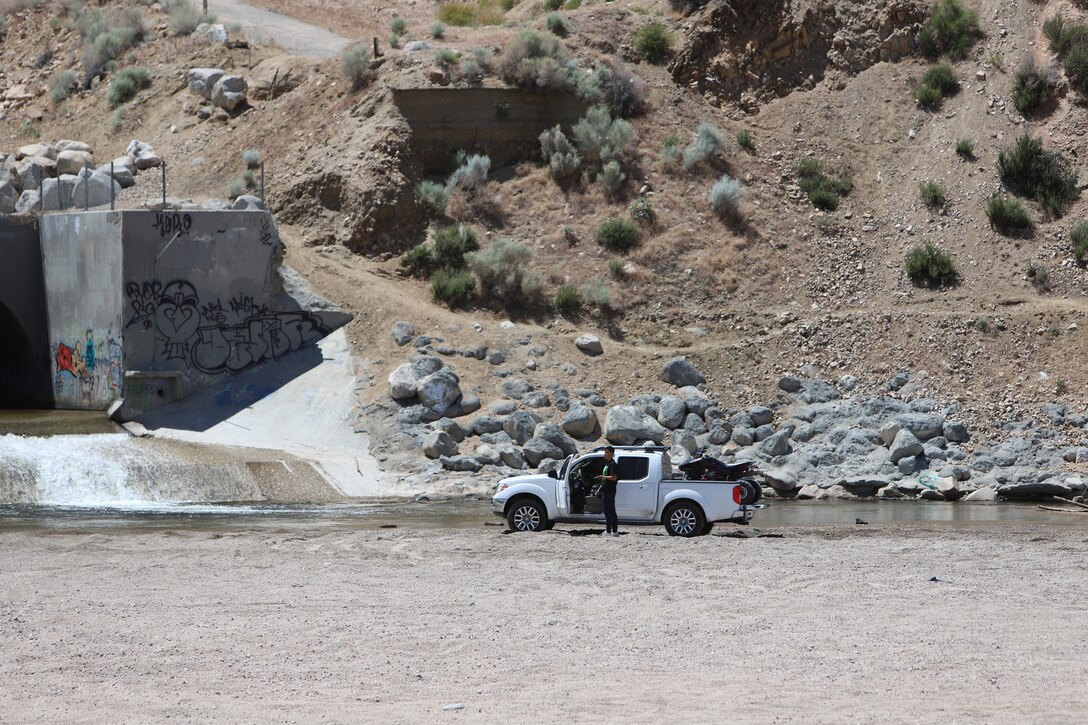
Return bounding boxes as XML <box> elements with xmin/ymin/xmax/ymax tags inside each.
<box><xmin>738</xmin><ymin>480</ymin><xmax>762</xmax><ymax>505</ymax></box>
<box><xmin>663</xmin><ymin>501</ymin><xmax>706</xmax><ymax>537</ymax></box>
<box><xmin>506</xmin><ymin>497</ymin><xmax>547</xmax><ymax>533</ymax></box>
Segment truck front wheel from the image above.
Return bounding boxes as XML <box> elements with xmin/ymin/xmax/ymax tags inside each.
<box><xmin>663</xmin><ymin>501</ymin><xmax>707</xmax><ymax>537</ymax></box>
<box><xmin>506</xmin><ymin>497</ymin><xmax>548</xmax><ymax>532</ymax></box>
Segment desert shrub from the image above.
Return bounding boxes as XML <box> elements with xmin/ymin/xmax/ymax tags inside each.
<box><xmin>401</xmin><ymin>244</ymin><xmax>435</xmax><ymax>278</ymax></box>
<box><xmin>448</xmin><ymin>154</ymin><xmax>491</xmax><ymax>191</ymax></box>
<box><xmin>997</xmin><ymin>134</ymin><xmax>1079</xmax><ymax>217</ymax></box>
<box><xmin>539</xmin><ymin>125</ymin><xmax>581</xmax><ymax>179</ymax></box>
<box><xmin>466</xmin><ymin>238</ymin><xmax>542</xmax><ymax>307</ymax></box>
<box><xmin>435</xmin><ymin>48</ymin><xmax>460</xmax><ymax>66</ymax></box>
<box><xmin>565</xmin><ymin>0</ymin><xmax>581</xmax><ymax>7</ymax></box>
<box><xmin>736</xmin><ymin>130</ymin><xmax>755</xmax><ymax>153</ymax></box>
<box><xmin>919</xmin><ymin>181</ymin><xmax>947</xmax><ymax>209</ymax></box>
<box><xmin>416</xmin><ymin>180</ymin><xmax>451</xmax><ymax>213</ymax></box>
<box><xmin>955</xmin><ymin>138</ymin><xmax>975</xmax><ymax>159</ymax></box>
<box><xmin>242</xmin><ymin>170</ymin><xmax>257</xmax><ymax>190</ymax></box>
<box><xmin>341</xmin><ymin>44</ymin><xmax>372</xmax><ymax>90</ymax></box>
<box><xmin>431</xmin><ymin>268</ymin><xmax>477</xmax><ymax>308</ymax></box>
<box><xmin>576</xmin><ymin>63</ymin><xmax>643</xmax><ymax>118</ymax></box>
<box><xmin>228</xmin><ymin>179</ymin><xmax>245</xmax><ymax>199</ymax></box>
<box><xmin>796</xmin><ymin>157</ymin><xmax>852</xmax><ymax>210</ymax></box>
<box><xmin>77</xmin><ymin>7</ymin><xmax>145</xmax><ymax>71</ymax></box>
<box><xmin>456</xmin><ymin>59</ymin><xmax>484</xmax><ymax>86</ymax></box>
<box><xmin>922</xmin><ymin>64</ymin><xmax>960</xmax><ymax>95</ymax></box>
<box><xmin>166</xmin><ymin>0</ymin><xmax>213</xmax><ymax>36</ymax></box>
<box><xmin>914</xmin><ymin>84</ymin><xmax>943</xmax><ymax>110</ymax></box>
<box><xmin>709</xmin><ymin>174</ymin><xmax>742</xmax><ymax>216</ymax></box>
<box><xmin>1071</xmin><ymin>222</ymin><xmax>1088</xmax><ymax>265</ymax></box>
<box><xmin>628</xmin><ymin>196</ymin><xmax>653</xmax><ymax>223</ymax></box>
<box><xmin>660</xmin><ymin>135</ymin><xmax>681</xmax><ymax>166</ymax></box>
<box><xmin>634</xmin><ymin>22</ymin><xmax>673</xmax><ymax>64</ymax></box>
<box><xmin>986</xmin><ymin>195</ymin><xmax>1033</xmax><ymax>234</ymax></box>
<box><xmin>918</xmin><ymin>0</ymin><xmax>981</xmax><ymax>60</ymax></box>
<box><xmin>438</xmin><ymin>3</ymin><xmax>475</xmax><ymax>26</ymax></box>
<box><xmin>447</xmin><ymin>181</ymin><xmax>504</xmax><ymax>224</ymax></box>
<box><xmin>905</xmin><ymin>243</ymin><xmax>957</xmax><ymax>288</ymax></box>
<box><xmin>1010</xmin><ymin>60</ymin><xmax>1053</xmax><ymax>113</ymax></box>
<box><xmin>108</xmin><ymin>66</ymin><xmax>151</xmax><ymax>106</ymax></box>
<box><xmin>499</xmin><ymin>30</ymin><xmax>568</xmax><ymax>90</ymax></box>
<box><xmin>572</xmin><ymin>106</ymin><xmax>636</xmax><ymax>166</ymax></box>
<box><xmin>596</xmin><ymin>217</ymin><xmax>640</xmax><ymax>252</ymax></box>
<box><xmin>1065</xmin><ymin>43</ymin><xmax>1088</xmax><ymax>93</ymax></box>
<box><xmin>501</xmin><ymin>0</ymin><xmax>520</xmax><ymax>9</ymax></box>
<box><xmin>391</xmin><ymin>16</ymin><xmax>407</xmax><ymax>35</ymax></box>
<box><xmin>1027</xmin><ymin>262</ymin><xmax>1051</xmax><ymax>293</ymax></box>
<box><xmin>48</xmin><ymin>70</ymin><xmax>78</xmax><ymax>102</ymax></box>
<box><xmin>1043</xmin><ymin>14</ymin><xmax>1066</xmax><ymax>53</ymax></box>
<box><xmin>545</xmin><ymin>12</ymin><xmax>566</xmax><ymax>36</ymax></box>
<box><xmin>242</xmin><ymin>149</ymin><xmax>261</xmax><ymax>169</ymax></box>
<box><xmin>682</xmin><ymin>123</ymin><xmax>723</xmax><ymax>170</ymax></box>
<box><xmin>431</xmin><ymin>21</ymin><xmax>445</xmax><ymax>39</ymax></box>
<box><xmin>554</xmin><ymin>284</ymin><xmax>582</xmax><ymax>315</ymax></box>
<box><xmin>433</xmin><ymin>224</ymin><xmax>479</xmax><ymax>268</ymax></box>
<box><xmin>582</xmin><ymin>278</ymin><xmax>611</xmax><ymax>308</ymax></box>
<box><xmin>545</xmin><ymin>0</ymin><xmax>563</xmax><ymax>9</ymax></box>
<box><xmin>597</xmin><ymin>160</ymin><xmax>625</xmax><ymax>195</ymax></box>
<box><xmin>608</xmin><ymin>259</ymin><xmax>627</xmax><ymax>279</ymax></box>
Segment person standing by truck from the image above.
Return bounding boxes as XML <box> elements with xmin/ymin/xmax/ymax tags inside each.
<box><xmin>596</xmin><ymin>447</ymin><xmax>620</xmax><ymax>537</ymax></box>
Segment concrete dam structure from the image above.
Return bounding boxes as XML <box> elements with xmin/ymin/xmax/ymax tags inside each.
<box><xmin>0</xmin><ymin>209</ymin><xmax>351</xmax><ymax>417</ymax></box>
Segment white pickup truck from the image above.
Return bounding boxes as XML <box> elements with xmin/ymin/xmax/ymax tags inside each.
<box><xmin>492</xmin><ymin>446</ymin><xmax>756</xmax><ymax>537</ymax></box>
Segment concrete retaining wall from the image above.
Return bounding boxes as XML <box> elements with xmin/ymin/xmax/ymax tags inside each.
<box><xmin>28</xmin><ymin>209</ymin><xmax>351</xmax><ymax>413</ymax></box>
<box><xmin>0</xmin><ymin>217</ymin><xmax>53</xmax><ymax>407</ymax></box>
<box><xmin>39</xmin><ymin>212</ymin><xmax>125</xmax><ymax>410</ymax></box>
<box><xmin>392</xmin><ymin>88</ymin><xmax>588</xmax><ymax>172</ymax></box>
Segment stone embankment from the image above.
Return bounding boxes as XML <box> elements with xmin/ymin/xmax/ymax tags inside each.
<box><xmin>383</xmin><ymin>320</ymin><xmax>1086</xmax><ymax>503</ymax></box>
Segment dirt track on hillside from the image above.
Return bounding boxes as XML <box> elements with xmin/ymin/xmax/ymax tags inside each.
<box><xmin>1</xmin><ymin>523</ymin><xmax>1086</xmax><ymax>723</ymax></box>
<box><xmin>212</xmin><ymin>0</ymin><xmax>350</xmax><ymax>56</ymax></box>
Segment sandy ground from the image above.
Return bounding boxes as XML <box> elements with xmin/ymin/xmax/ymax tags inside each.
<box><xmin>1</xmin><ymin>523</ymin><xmax>1087</xmax><ymax>723</ymax></box>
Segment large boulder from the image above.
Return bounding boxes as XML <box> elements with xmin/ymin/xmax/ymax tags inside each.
<box><xmin>574</xmin><ymin>334</ymin><xmax>603</xmax><ymax>356</ymax></box>
<box><xmin>416</xmin><ymin>368</ymin><xmax>461</xmax><ymax>414</ymax></box>
<box><xmin>188</xmin><ymin>68</ymin><xmax>225</xmax><ymax>99</ymax></box>
<box><xmin>15</xmin><ymin>190</ymin><xmax>40</xmax><ymax>213</ymax></box>
<box><xmin>422</xmin><ymin>430</ymin><xmax>458</xmax><ymax>459</ymax></box>
<box><xmin>96</xmin><ymin>162</ymin><xmax>135</xmax><ymax>189</ymax></box>
<box><xmin>211</xmin><ymin>75</ymin><xmax>248</xmax><ymax>112</ymax></box>
<box><xmin>943</xmin><ymin>421</ymin><xmax>970</xmax><ymax>443</ymax></box>
<box><xmin>533</xmin><ymin>422</ymin><xmax>578</xmax><ymax>457</ymax></box>
<box><xmin>125</xmin><ymin>140</ymin><xmax>162</xmax><ymax>170</ymax></box>
<box><xmin>604</xmin><ymin>405</ymin><xmax>666</xmax><ymax>445</ymax></box>
<box><xmin>16</xmin><ymin>143</ymin><xmax>56</xmax><ymax>161</ymax></box>
<box><xmin>56</xmin><ymin>149</ymin><xmax>93</xmax><ymax>176</ymax></box>
<box><xmin>471</xmin><ymin>415</ymin><xmax>506</xmax><ymax>435</ymax></box>
<box><xmin>41</xmin><ymin>175</ymin><xmax>78</xmax><ymax>211</ymax></box>
<box><xmin>0</xmin><ymin>181</ymin><xmax>18</xmax><ymax>213</ymax></box>
<box><xmin>679</xmin><ymin>386</ymin><xmax>712</xmax><ymax>417</ymax></box>
<box><xmin>656</xmin><ymin>395</ymin><xmax>687</xmax><ymax>429</ymax></box>
<box><xmin>963</xmin><ymin>487</ymin><xmax>998</xmax><ymax>502</ymax></box>
<box><xmin>749</xmin><ymin>406</ymin><xmax>774</xmax><ymax>427</ymax></box>
<box><xmin>391</xmin><ymin>321</ymin><xmax>415</xmax><ymax>346</ymax></box>
<box><xmin>894</xmin><ymin>413</ymin><xmax>945</xmax><ymax>441</ymax></box>
<box><xmin>194</xmin><ymin>22</ymin><xmax>228</xmax><ymax>44</ymax></box>
<box><xmin>387</xmin><ymin>355</ymin><xmax>443</xmax><ymax>399</ymax></box>
<box><xmin>998</xmin><ymin>481</ymin><xmax>1072</xmax><ymax>501</ymax></box>
<box><xmin>232</xmin><ymin>194</ymin><xmax>265</xmax><ymax>211</ymax></box>
<box><xmin>758</xmin><ymin>430</ymin><xmax>792</xmax><ymax>457</ymax></box>
<box><xmin>659</xmin><ymin>357</ymin><xmax>705</xmax><ymax>387</ymax></box>
<box><xmin>762</xmin><ymin>467</ymin><xmax>800</xmax><ymax>492</ymax></box>
<box><xmin>523</xmin><ymin>437</ymin><xmax>564</xmax><ymax>467</ymax></box>
<box><xmin>56</xmin><ymin>140</ymin><xmax>93</xmax><ymax>154</ymax></box>
<box><xmin>17</xmin><ymin>158</ymin><xmax>56</xmax><ymax>190</ymax></box>
<box><xmin>503</xmin><ymin>411</ymin><xmax>542</xmax><ymax>445</ymax></box>
<box><xmin>889</xmin><ymin>429</ymin><xmax>924</xmax><ymax>463</ymax></box>
<box><xmin>562</xmin><ymin>404</ymin><xmax>598</xmax><ymax>438</ymax></box>
<box><xmin>70</xmin><ymin>168</ymin><xmax>120</xmax><ymax>208</ymax></box>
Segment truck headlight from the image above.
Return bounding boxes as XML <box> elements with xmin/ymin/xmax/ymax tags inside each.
<box><xmin>496</xmin><ymin>483</ymin><xmax>509</xmax><ymax>494</ymax></box>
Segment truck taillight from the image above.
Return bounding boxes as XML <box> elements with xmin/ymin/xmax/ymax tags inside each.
<box><xmin>732</xmin><ymin>485</ymin><xmax>742</xmax><ymax>504</ymax></box>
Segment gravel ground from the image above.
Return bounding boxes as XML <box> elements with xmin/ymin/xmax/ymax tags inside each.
<box><xmin>1</xmin><ymin>523</ymin><xmax>1087</xmax><ymax>723</ymax></box>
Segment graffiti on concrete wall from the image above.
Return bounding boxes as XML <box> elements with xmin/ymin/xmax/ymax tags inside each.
<box><xmin>52</xmin><ymin>328</ymin><xmax>122</xmax><ymax>406</ymax></box>
<box><xmin>124</xmin><ymin>279</ymin><xmax>332</xmax><ymax>375</ymax></box>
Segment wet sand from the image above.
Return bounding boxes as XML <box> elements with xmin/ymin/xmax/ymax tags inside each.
<box><xmin>1</xmin><ymin>523</ymin><xmax>1086</xmax><ymax>723</ymax></box>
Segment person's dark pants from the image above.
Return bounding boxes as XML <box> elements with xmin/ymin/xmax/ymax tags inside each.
<box><xmin>603</xmin><ymin>489</ymin><xmax>618</xmax><ymax>533</ymax></box>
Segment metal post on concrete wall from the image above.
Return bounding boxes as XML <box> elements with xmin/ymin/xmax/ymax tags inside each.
<box><xmin>37</xmin><ymin>167</ymin><xmax>42</xmax><ymax>213</ymax></box>
<box><xmin>260</xmin><ymin>162</ymin><xmax>265</xmax><ymax>204</ymax></box>
<box><xmin>83</xmin><ymin>162</ymin><xmax>90</xmax><ymax>210</ymax></box>
<box><xmin>161</xmin><ymin>161</ymin><xmax>167</xmax><ymax>209</ymax></box>
<box><xmin>110</xmin><ymin>161</ymin><xmax>115</xmax><ymax>211</ymax></box>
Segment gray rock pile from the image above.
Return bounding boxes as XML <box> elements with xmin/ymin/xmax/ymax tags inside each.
<box><xmin>0</xmin><ymin>139</ymin><xmax>156</xmax><ymax>213</ymax></box>
<box><xmin>385</xmin><ymin>327</ymin><xmax>1086</xmax><ymax>503</ymax></box>
<box><xmin>188</xmin><ymin>68</ymin><xmax>248</xmax><ymax>113</ymax></box>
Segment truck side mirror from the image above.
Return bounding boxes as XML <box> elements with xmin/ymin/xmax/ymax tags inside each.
<box><xmin>547</xmin><ymin>470</ymin><xmax>558</xmax><ymax>479</ymax></box>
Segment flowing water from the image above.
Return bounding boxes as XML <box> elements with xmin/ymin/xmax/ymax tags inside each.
<box><xmin>3</xmin><ymin>412</ymin><xmax>1086</xmax><ymax>533</ymax></box>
